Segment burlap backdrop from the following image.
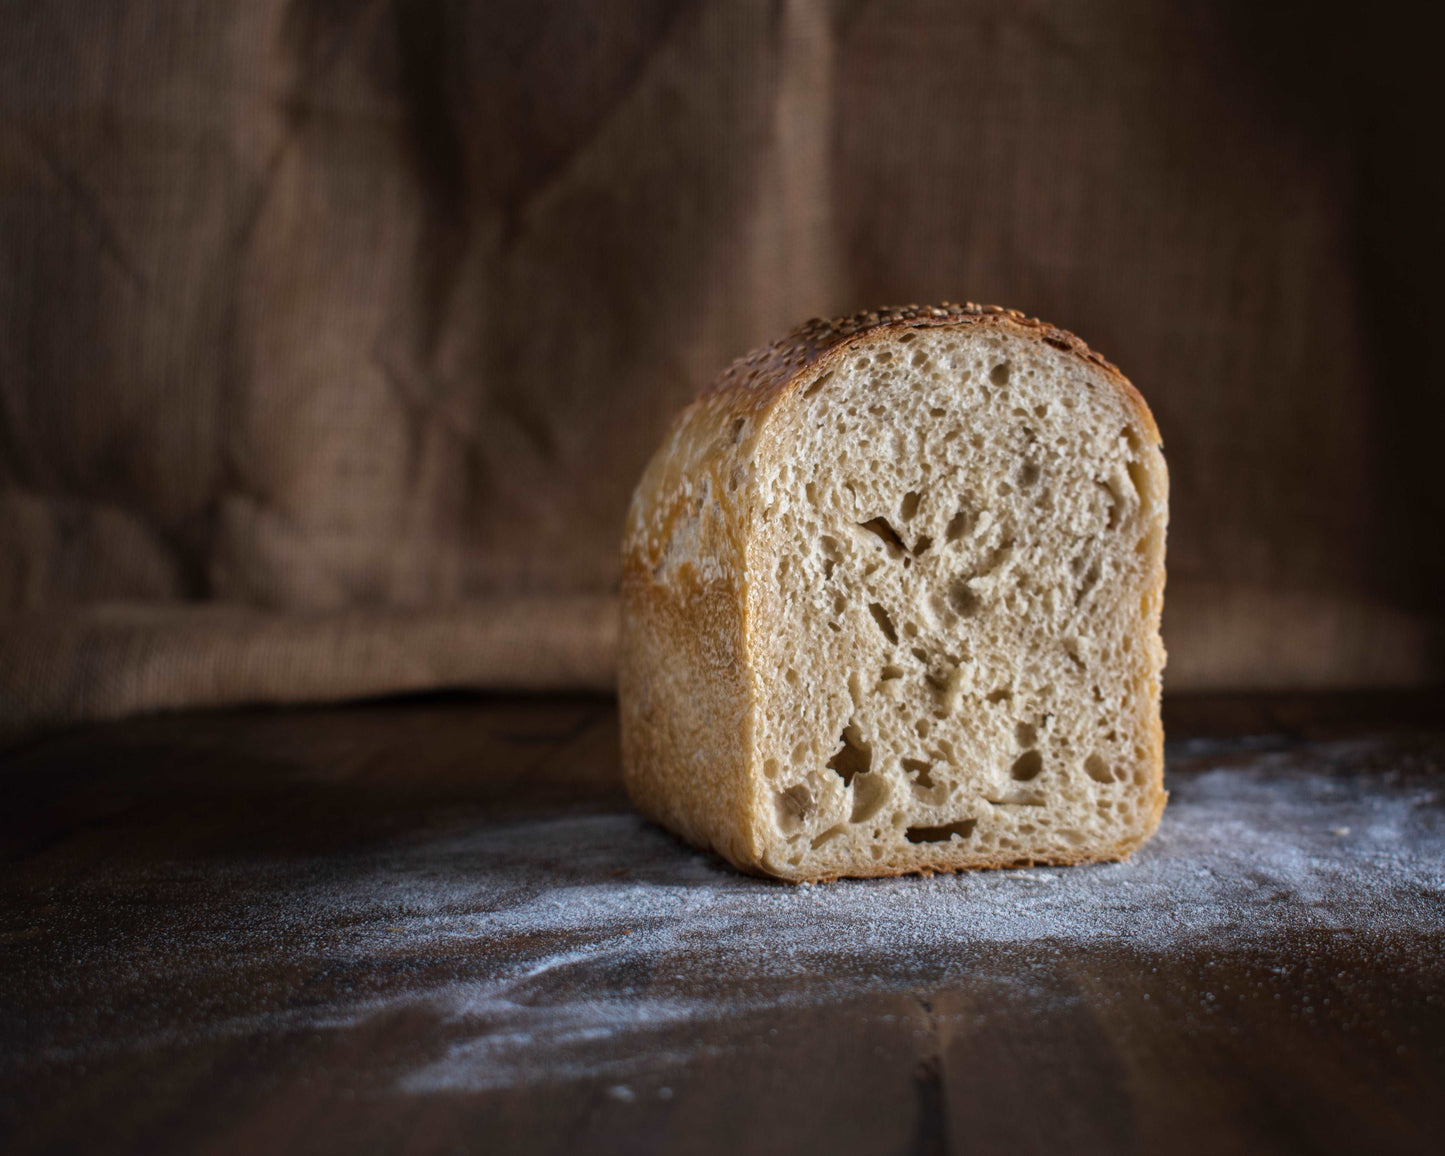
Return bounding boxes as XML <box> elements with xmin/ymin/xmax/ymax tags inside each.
<box><xmin>2</xmin><ymin>1</ymin><xmax>1441</xmax><ymax>740</ymax></box>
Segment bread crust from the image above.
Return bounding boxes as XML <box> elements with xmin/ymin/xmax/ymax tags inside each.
<box><xmin>620</xmin><ymin>303</ymin><xmax>1167</xmax><ymax>881</ymax></box>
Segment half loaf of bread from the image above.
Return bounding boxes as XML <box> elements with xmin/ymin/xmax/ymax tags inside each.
<box><xmin>620</xmin><ymin>304</ymin><xmax>1168</xmax><ymax>882</ymax></box>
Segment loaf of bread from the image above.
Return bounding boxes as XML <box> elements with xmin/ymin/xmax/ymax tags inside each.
<box><xmin>620</xmin><ymin>304</ymin><xmax>1168</xmax><ymax>882</ymax></box>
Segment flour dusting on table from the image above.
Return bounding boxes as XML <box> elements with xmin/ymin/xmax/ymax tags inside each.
<box><xmin>6</xmin><ymin>735</ymin><xmax>1443</xmax><ymax>1096</ymax></box>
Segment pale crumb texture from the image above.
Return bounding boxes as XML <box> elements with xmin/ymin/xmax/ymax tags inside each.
<box><xmin>622</xmin><ymin>308</ymin><xmax>1168</xmax><ymax>881</ymax></box>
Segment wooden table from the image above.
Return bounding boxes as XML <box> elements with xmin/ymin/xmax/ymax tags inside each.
<box><xmin>2</xmin><ymin>692</ymin><xmax>1443</xmax><ymax>1155</ymax></box>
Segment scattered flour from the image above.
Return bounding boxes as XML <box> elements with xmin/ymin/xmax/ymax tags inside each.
<box><xmin>5</xmin><ymin>736</ymin><xmax>1443</xmax><ymax>1096</ymax></box>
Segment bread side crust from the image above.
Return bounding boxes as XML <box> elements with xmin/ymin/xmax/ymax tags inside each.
<box><xmin>621</xmin><ymin>303</ymin><xmax>1168</xmax><ymax>880</ymax></box>
<box><xmin>619</xmin><ymin>387</ymin><xmax>773</xmax><ymax>870</ymax></box>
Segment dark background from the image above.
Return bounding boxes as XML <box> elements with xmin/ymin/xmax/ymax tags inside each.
<box><xmin>2</xmin><ymin>0</ymin><xmax>1442</xmax><ymax>738</ymax></box>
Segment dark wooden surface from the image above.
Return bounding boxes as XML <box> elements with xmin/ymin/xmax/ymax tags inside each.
<box><xmin>2</xmin><ymin>691</ymin><xmax>1443</xmax><ymax>1156</ymax></box>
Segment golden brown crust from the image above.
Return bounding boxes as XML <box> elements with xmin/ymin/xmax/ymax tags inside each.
<box><xmin>621</xmin><ymin>303</ymin><xmax>1167</xmax><ymax>882</ymax></box>
<box><xmin>619</xmin><ymin>386</ymin><xmax>764</xmax><ymax>869</ymax></box>
<box><xmin>704</xmin><ymin>302</ymin><xmax>1160</xmax><ymax>445</ymax></box>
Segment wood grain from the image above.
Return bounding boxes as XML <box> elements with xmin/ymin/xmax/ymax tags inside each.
<box><xmin>1</xmin><ymin>692</ymin><xmax>1442</xmax><ymax>1155</ymax></box>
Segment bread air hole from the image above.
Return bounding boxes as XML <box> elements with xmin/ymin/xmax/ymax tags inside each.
<box><xmin>900</xmin><ymin>490</ymin><xmax>922</xmax><ymax>521</ymax></box>
<box><xmin>948</xmin><ymin>580</ymin><xmax>980</xmax><ymax>617</ymax></box>
<box><xmin>850</xmin><ymin>772</ymin><xmax>890</xmax><ymax>823</ymax></box>
<box><xmin>826</xmin><ymin>724</ymin><xmax>872</xmax><ymax>786</ymax></box>
<box><xmin>900</xmin><ymin>756</ymin><xmax>934</xmax><ymax>786</ymax></box>
<box><xmin>1085</xmin><ymin>753</ymin><xmax>1114</xmax><ymax>783</ymax></box>
<box><xmin>990</xmin><ymin>361</ymin><xmax>1011</xmax><ymax>386</ymax></box>
<box><xmin>774</xmin><ymin>784</ymin><xmax>813</xmax><ymax>833</ymax></box>
<box><xmin>819</xmin><ymin>535</ymin><xmax>842</xmax><ymax>579</ymax></box>
<box><xmin>906</xmin><ymin>819</ymin><xmax>977</xmax><ymax>844</ymax></box>
<box><xmin>859</xmin><ymin>516</ymin><xmax>907</xmax><ymax>556</ymax></box>
<box><xmin>1096</xmin><ymin>480</ymin><xmax>1121</xmax><ymax>530</ymax></box>
<box><xmin>1127</xmin><ymin>456</ymin><xmax>1151</xmax><ymax>505</ymax></box>
<box><xmin>803</xmin><ymin>371</ymin><xmax>833</xmax><ymax>399</ymax></box>
<box><xmin>868</xmin><ymin>602</ymin><xmax>898</xmax><ymax>644</ymax></box>
<box><xmin>1010</xmin><ymin>750</ymin><xmax>1044</xmax><ymax>781</ymax></box>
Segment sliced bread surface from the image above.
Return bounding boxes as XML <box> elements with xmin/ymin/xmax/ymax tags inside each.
<box><xmin>620</xmin><ymin>304</ymin><xmax>1168</xmax><ymax>882</ymax></box>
